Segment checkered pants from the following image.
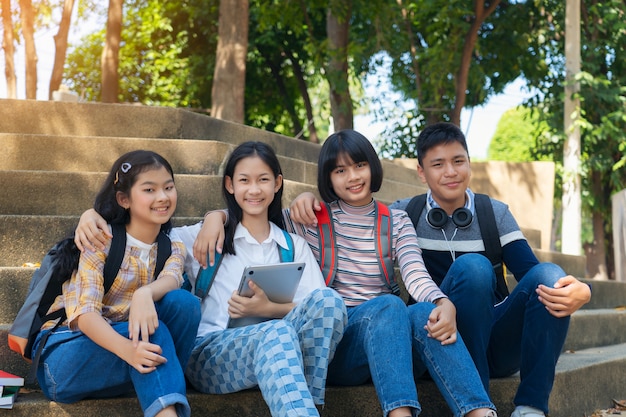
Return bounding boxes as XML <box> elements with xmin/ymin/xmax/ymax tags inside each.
<box><xmin>186</xmin><ymin>287</ymin><xmax>347</xmax><ymax>417</ymax></box>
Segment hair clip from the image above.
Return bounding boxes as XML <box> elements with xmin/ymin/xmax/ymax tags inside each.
<box><xmin>121</xmin><ymin>162</ymin><xmax>132</xmax><ymax>173</ymax></box>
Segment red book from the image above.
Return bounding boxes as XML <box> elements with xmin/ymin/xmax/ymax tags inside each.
<box><xmin>0</xmin><ymin>370</ymin><xmax>24</xmax><ymax>387</ymax></box>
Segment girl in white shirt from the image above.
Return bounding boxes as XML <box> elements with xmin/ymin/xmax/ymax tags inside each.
<box><xmin>163</xmin><ymin>142</ymin><xmax>348</xmax><ymax>417</ymax></box>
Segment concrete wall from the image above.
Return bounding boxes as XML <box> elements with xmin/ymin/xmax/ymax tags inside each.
<box><xmin>391</xmin><ymin>159</ymin><xmax>555</xmax><ymax>251</ymax></box>
<box><xmin>613</xmin><ymin>189</ymin><xmax>626</xmax><ymax>282</ymax></box>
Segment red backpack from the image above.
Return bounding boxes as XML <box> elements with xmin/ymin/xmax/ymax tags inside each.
<box><xmin>315</xmin><ymin>201</ymin><xmax>398</xmax><ymax>294</ymax></box>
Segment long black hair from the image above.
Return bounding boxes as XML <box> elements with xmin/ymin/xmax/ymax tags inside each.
<box><xmin>222</xmin><ymin>141</ymin><xmax>284</xmax><ymax>255</ymax></box>
<box><xmin>94</xmin><ymin>150</ymin><xmax>175</xmax><ymax>234</ymax></box>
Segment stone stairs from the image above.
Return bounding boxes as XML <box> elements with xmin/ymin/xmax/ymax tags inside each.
<box><xmin>1</xmin><ymin>98</ymin><xmax>625</xmax><ymax>417</ymax></box>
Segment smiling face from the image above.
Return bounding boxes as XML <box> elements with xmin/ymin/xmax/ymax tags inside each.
<box><xmin>417</xmin><ymin>141</ymin><xmax>471</xmax><ymax>214</ymax></box>
<box><xmin>224</xmin><ymin>155</ymin><xmax>283</xmax><ymax>224</ymax></box>
<box><xmin>116</xmin><ymin>166</ymin><xmax>177</xmax><ymax>242</ymax></box>
<box><xmin>329</xmin><ymin>152</ymin><xmax>373</xmax><ymax>207</ymax></box>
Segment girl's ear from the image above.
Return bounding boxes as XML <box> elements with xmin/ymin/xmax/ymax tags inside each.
<box><xmin>274</xmin><ymin>174</ymin><xmax>283</xmax><ymax>193</ymax></box>
<box><xmin>224</xmin><ymin>176</ymin><xmax>235</xmax><ymax>194</ymax></box>
<box><xmin>116</xmin><ymin>191</ymin><xmax>130</xmax><ymax>209</ymax></box>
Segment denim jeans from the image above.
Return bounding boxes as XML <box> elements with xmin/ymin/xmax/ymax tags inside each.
<box><xmin>185</xmin><ymin>288</ymin><xmax>347</xmax><ymax>417</ymax></box>
<box><xmin>327</xmin><ymin>294</ymin><xmax>494</xmax><ymax>417</ymax></box>
<box><xmin>35</xmin><ymin>289</ymin><xmax>201</xmax><ymax>417</ymax></box>
<box><xmin>440</xmin><ymin>254</ymin><xmax>570</xmax><ymax>414</ymax></box>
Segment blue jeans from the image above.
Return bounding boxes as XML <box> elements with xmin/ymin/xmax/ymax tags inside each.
<box><xmin>35</xmin><ymin>289</ymin><xmax>201</xmax><ymax>417</ymax></box>
<box><xmin>440</xmin><ymin>254</ymin><xmax>570</xmax><ymax>414</ymax></box>
<box><xmin>327</xmin><ymin>294</ymin><xmax>494</xmax><ymax>417</ymax></box>
<box><xmin>185</xmin><ymin>288</ymin><xmax>347</xmax><ymax>417</ymax></box>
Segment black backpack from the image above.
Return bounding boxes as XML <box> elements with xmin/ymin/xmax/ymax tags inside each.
<box><xmin>9</xmin><ymin>223</ymin><xmax>171</xmax><ymax>382</ymax></box>
<box><xmin>404</xmin><ymin>193</ymin><xmax>509</xmax><ymax>301</ymax></box>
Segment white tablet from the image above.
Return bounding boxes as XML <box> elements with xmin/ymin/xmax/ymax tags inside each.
<box><xmin>228</xmin><ymin>262</ymin><xmax>306</xmax><ymax>328</ymax></box>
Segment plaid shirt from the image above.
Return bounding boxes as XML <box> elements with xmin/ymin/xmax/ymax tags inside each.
<box><xmin>43</xmin><ymin>238</ymin><xmax>185</xmax><ymax>331</ymax></box>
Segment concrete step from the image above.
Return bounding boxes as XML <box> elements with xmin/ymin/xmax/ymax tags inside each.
<box><xmin>530</xmin><ymin>249</ymin><xmax>587</xmax><ymax>282</ymax></box>
<box><xmin>0</xmin><ymin>171</ymin><xmax>321</xmax><ymax>217</ymax></box>
<box><xmin>0</xmin><ymin>99</ymin><xmax>324</xmax><ymax>164</ymax></box>
<box><xmin>0</xmin><ymin>215</ymin><xmax>199</xmax><ymax>267</ymax></box>
<box><xmin>4</xmin><ymin>343</ymin><xmax>626</xmax><ymax>417</ymax></box>
<box><xmin>0</xmin><ymin>171</ymin><xmax>218</xmax><ymax>216</ymax></box>
<box><xmin>0</xmin><ymin>166</ymin><xmax>415</xmax><ymax>218</ymax></box>
<box><xmin>0</xmin><ymin>133</ymin><xmax>319</xmax><ymax>187</ymax></box>
<box><xmin>563</xmin><ymin>308</ymin><xmax>626</xmax><ymax>351</ymax></box>
<box><xmin>3</xmin><ymin>266</ymin><xmax>623</xmax><ymax>378</ymax></box>
<box><xmin>0</xmin><ymin>133</ymin><xmax>230</xmax><ymax>175</ymax></box>
<box><xmin>0</xmin><ymin>100</ymin><xmax>427</xmax><ymax>197</ymax></box>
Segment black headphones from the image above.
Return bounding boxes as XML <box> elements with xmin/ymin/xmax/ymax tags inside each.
<box><xmin>426</xmin><ymin>207</ymin><xmax>473</xmax><ymax>229</ymax></box>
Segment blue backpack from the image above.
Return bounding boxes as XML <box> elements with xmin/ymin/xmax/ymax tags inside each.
<box><xmin>184</xmin><ymin>229</ymin><xmax>295</xmax><ymax>300</ymax></box>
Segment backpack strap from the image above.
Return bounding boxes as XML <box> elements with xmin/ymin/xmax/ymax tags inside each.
<box><xmin>315</xmin><ymin>202</ymin><xmax>396</xmax><ymax>291</ymax></box>
<box><xmin>154</xmin><ymin>230</ymin><xmax>172</xmax><ymax>278</ymax></box>
<box><xmin>104</xmin><ymin>224</ymin><xmax>127</xmax><ymax>291</ymax></box>
<box><xmin>405</xmin><ymin>194</ymin><xmax>427</xmax><ymax>228</ymax></box>
<box><xmin>193</xmin><ymin>229</ymin><xmax>294</xmax><ymax>301</ymax></box>
<box><xmin>278</xmin><ymin>229</ymin><xmax>295</xmax><ymax>262</ymax></box>
<box><xmin>474</xmin><ymin>194</ymin><xmax>508</xmax><ymax>301</ymax></box>
<box><xmin>28</xmin><ymin>225</ymin><xmax>172</xmax><ymax>382</ymax></box>
<box><xmin>406</xmin><ymin>193</ymin><xmax>509</xmax><ymax>301</ymax></box>
<box><xmin>316</xmin><ymin>203</ymin><xmax>337</xmax><ymax>286</ymax></box>
<box><xmin>375</xmin><ymin>202</ymin><xmax>396</xmax><ymax>290</ymax></box>
<box><xmin>193</xmin><ymin>252</ymin><xmax>224</xmax><ymax>301</ymax></box>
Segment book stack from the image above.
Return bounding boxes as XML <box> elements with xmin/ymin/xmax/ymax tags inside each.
<box><xmin>0</xmin><ymin>370</ymin><xmax>24</xmax><ymax>410</ymax></box>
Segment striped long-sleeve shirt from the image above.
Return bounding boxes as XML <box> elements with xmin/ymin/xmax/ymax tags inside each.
<box><xmin>283</xmin><ymin>199</ymin><xmax>446</xmax><ymax>307</ymax></box>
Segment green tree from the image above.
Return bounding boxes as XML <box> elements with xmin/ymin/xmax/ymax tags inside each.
<box><xmin>488</xmin><ymin>106</ymin><xmax>549</xmax><ymax>162</ymax></box>
<box><xmin>528</xmin><ymin>0</ymin><xmax>626</xmax><ymax>279</ymax></box>
<box><xmin>373</xmin><ymin>0</ymin><xmax>553</xmax><ymax>158</ymax></box>
<box><xmin>65</xmin><ymin>0</ymin><xmax>207</xmax><ymax>106</ymax></box>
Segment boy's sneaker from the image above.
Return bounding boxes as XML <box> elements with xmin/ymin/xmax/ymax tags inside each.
<box><xmin>510</xmin><ymin>406</ymin><xmax>546</xmax><ymax>417</ymax></box>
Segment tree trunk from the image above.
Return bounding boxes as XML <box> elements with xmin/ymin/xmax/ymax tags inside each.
<box><xmin>101</xmin><ymin>0</ymin><xmax>123</xmax><ymax>103</ymax></box>
<box><xmin>19</xmin><ymin>0</ymin><xmax>37</xmax><ymax>99</ymax></box>
<box><xmin>260</xmin><ymin>49</ymin><xmax>303</xmax><ymax>136</ymax></box>
<box><xmin>49</xmin><ymin>0</ymin><xmax>76</xmax><ymax>100</ymax></box>
<box><xmin>1</xmin><ymin>0</ymin><xmax>16</xmax><ymax>98</ymax></box>
<box><xmin>583</xmin><ymin>170</ymin><xmax>608</xmax><ymax>279</ymax></box>
<box><xmin>450</xmin><ymin>0</ymin><xmax>500</xmax><ymax>125</ymax></box>
<box><xmin>211</xmin><ymin>0</ymin><xmax>249</xmax><ymax>123</ymax></box>
<box><xmin>285</xmin><ymin>49</ymin><xmax>319</xmax><ymax>143</ymax></box>
<box><xmin>397</xmin><ymin>0</ymin><xmax>422</xmax><ymax>105</ymax></box>
<box><xmin>326</xmin><ymin>0</ymin><xmax>353</xmax><ymax>131</ymax></box>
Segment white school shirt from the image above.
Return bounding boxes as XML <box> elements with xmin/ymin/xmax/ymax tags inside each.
<box><xmin>170</xmin><ymin>221</ymin><xmax>326</xmax><ymax>338</ymax></box>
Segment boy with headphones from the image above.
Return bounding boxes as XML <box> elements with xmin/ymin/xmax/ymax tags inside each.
<box><xmin>389</xmin><ymin>122</ymin><xmax>591</xmax><ymax>417</ymax></box>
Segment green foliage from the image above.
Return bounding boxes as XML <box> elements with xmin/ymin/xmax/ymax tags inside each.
<box><xmin>527</xmin><ymin>0</ymin><xmax>626</xmax><ymax>252</ymax></box>
<box><xmin>65</xmin><ymin>0</ymin><xmax>217</xmax><ymax>106</ymax></box>
<box><xmin>366</xmin><ymin>0</ymin><xmax>556</xmax><ymax>159</ymax></box>
<box><xmin>488</xmin><ymin>106</ymin><xmax>551</xmax><ymax>162</ymax></box>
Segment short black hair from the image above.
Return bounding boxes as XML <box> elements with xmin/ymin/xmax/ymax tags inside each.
<box><xmin>317</xmin><ymin>130</ymin><xmax>383</xmax><ymax>203</ymax></box>
<box><xmin>417</xmin><ymin>122</ymin><xmax>469</xmax><ymax>166</ymax></box>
